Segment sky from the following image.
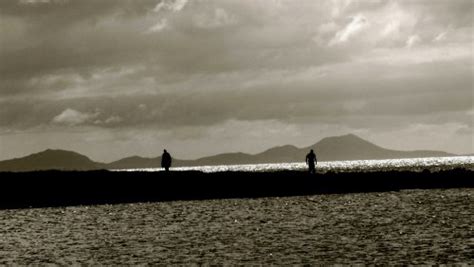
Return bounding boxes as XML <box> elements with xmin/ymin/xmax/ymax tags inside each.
<box><xmin>0</xmin><ymin>0</ymin><xmax>472</xmax><ymax>162</ymax></box>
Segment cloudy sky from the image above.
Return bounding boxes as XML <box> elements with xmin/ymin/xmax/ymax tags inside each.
<box><xmin>0</xmin><ymin>0</ymin><xmax>472</xmax><ymax>162</ymax></box>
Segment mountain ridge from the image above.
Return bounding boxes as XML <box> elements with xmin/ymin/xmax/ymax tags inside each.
<box><xmin>0</xmin><ymin>149</ymin><xmax>103</xmax><ymax>171</ymax></box>
<box><xmin>0</xmin><ymin>134</ymin><xmax>456</xmax><ymax>171</ymax></box>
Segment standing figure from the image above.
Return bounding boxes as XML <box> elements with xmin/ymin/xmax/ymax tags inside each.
<box><xmin>306</xmin><ymin>149</ymin><xmax>317</xmax><ymax>174</ymax></box>
<box><xmin>161</xmin><ymin>149</ymin><xmax>172</xmax><ymax>171</ymax></box>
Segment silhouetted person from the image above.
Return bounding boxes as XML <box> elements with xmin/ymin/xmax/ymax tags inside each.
<box><xmin>306</xmin><ymin>149</ymin><xmax>317</xmax><ymax>174</ymax></box>
<box><xmin>161</xmin><ymin>149</ymin><xmax>172</xmax><ymax>171</ymax></box>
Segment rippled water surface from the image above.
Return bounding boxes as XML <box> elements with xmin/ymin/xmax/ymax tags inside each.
<box><xmin>0</xmin><ymin>188</ymin><xmax>472</xmax><ymax>264</ymax></box>
<box><xmin>118</xmin><ymin>156</ymin><xmax>474</xmax><ymax>173</ymax></box>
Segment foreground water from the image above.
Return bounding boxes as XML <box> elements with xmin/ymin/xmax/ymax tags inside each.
<box><xmin>0</xmin><ymin>188</ymin><xmax>472</xmax><ymax>264</ymax></box>
<box><xmin>118</xmin><ymin>156</ymin><xmax>474</xmax><ymax>173</ymax></box>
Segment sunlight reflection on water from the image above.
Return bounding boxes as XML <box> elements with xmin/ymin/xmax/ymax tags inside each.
<box><xmin>114</xmin><ymin>156</ymin><xmax>474</xmax><ymax>173</ymax></box>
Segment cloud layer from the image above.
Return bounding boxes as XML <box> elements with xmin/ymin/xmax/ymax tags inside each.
<box><xmin>0</xmin><ymin>0</ymin><xmax>472</xmax><ymax>161</ymax></box>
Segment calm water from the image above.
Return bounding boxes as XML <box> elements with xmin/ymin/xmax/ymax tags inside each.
<box><xmin>0</xmin><ymin>188</ymin><xmax>472</xmax><ymax>264</ymax></box>
<box><xmin>117</xmin><ymin>156</ymin><xmax>474</xmax><ymax>173</ymax></box>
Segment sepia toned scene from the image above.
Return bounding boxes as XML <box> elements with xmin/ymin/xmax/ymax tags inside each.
<box><xmin>0</xmin><ymin>0</ymin><xmax>473</xmax><ymax>264</ymax></box>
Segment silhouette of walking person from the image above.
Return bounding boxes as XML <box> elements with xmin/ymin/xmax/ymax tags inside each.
<box><xmin>161</xmin><ymin>149</ymin><xmax>172</xmax><ymax>171</ymax></box>
<box><xmin>306</xmin><ymin>149</ymin><xmax>317</xmax><ymax>174</ymax></box>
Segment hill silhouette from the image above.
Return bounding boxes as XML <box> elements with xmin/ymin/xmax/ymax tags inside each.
<box><xmin>0</xmin><ymin>149</ymin><xmax>103</xmax><ymax>172</ymax></box>
<box><xmin>0</xmin><ymin>134</ymin><xmax>455</xmax><ymax>171</ymax></box>
<box><xmin>178</xmin><ymin>134</ymin><xmax>453</xmax><ymax>167</ymax></box>
<box><xmin>308</xmin><ymin>134</ymin><xmax>453</xmax><ymax>161</ymax></box>
<box><xmin>106</xmin><ymin>156</ymin><xmax>160</xmax><ymax>169</ymax></box>
<box><xmin>106</xmin><ymin>156</ymin><xmax>193</xmax><ymax>169</ymax></box>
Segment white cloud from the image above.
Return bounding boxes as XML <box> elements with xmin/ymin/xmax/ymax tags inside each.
<box><xmin>104</xmin><ymin>116</ymin><xmax>123</xmax><ymax>124</ymax></box>
<box><xmin>138</xmin><ymin>104</ymin><xmax>147</xmax><ymax>111</ymax></box>
<box><xmin>52</xmin><ymin>108</ymin><xmax>99</xmax><ymax>126</ymax></box>
<box><xmin>433</xmin><ymin>32</ymin><xmax>448</xmax><ymax>42</ymax></box>
<box><xmin>148</xmin><ymin>0</ymin><xmax>189</xmax><ymax>33</ymax></box>
<box><xmin>153</xmin><ymin>0</ymin><xmax>188</xmax><ymax>13</ymax></box>
<box><xmin>381</xmin><ymin>20</ymin><xmax>401</xmax><ymax>37</ymax></box>
<box><xmin>406</xmin><ymin>34</ymin><xmax>421</xmax><ymax>48</ymax></box>
<box><xmin>329</xmin><ymin>14</ymin><xmax>369</xmax><ymax>46</ymax></box>
<box><xmin>19</xmin><ymin>0</ymin><xmax>50</xmax><ymax>4</ymax></box>
<box><xmin>148</xmin><ymin>19</ymin><xmax>168</xmax><ymax>32</ymax></box>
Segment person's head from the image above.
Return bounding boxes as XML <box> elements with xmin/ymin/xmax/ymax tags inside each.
<box><xmin>310</xmin><ymin>149</ymin><xmax>314</xmax><ymax>153</ymax></box>
<box><xmin>163</xmin><ymin>149</ymin><xmax>167</xmax><ymax>153</ymax></box>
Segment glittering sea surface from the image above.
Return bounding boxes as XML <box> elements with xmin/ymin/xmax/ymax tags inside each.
<box><xmin>0</xmin><ymin>188</ymin><xmax>472</xmax><ymax>264</ymax></box>
<box><xmin>117</xmin><ymin>156</ymin><xmax>474</xmax><ymax>173</ymax></box>
<box><xmin>1</xmin><ymin>157</ymin><xmax>473</xmax><ymax>264</ymax></box>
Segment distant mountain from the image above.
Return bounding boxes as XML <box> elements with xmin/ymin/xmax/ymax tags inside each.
<box><xmin>182</xmin><ymin>134</ymin><xmax>454</xmax><ymax>166</ymax></box>
<box><xmin>0</xmin><ymin>149</ymin><xmax>103</xmax><ymax>172</ymax></box>
<box><xmin>0</xmin><ymin>134</ymin><xmax>456</xmax><ymax>171</ymax></box>
<box><xmin>106</xmin><ymin>156</ymin><xmax>193</xmax><ymax>169</ymax></box>
<box><xmin>188</xmin><ymin>152</ymin><xmax>256</xmax><ymax>166</ymax></box>
<box><xmin>106</xmin><ymin>156</ymin><xmax>161</xmax><ymax>169</ymax></box>
<box><xmin>308</xmin><ymin>134</ymin><xmax>453</xmax><ymax>161</ymax></box>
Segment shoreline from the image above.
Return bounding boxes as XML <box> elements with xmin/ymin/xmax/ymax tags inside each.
<box><xmin>0</xmin><ymin>169</ymin><xmax>472</xmax><ymax>209</ymax></box>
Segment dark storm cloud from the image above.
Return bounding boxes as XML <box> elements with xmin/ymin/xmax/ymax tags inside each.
<box><xmin>0</xmin><ymin>0</ymin><xmax>472</xmax><ymax>160</ymax></box>
<box><xmin>0</xmin><ymin>0</ymin><xmax>159</xmax><ymax>98</ymax></box>
<box><xmin>0</xmin><ymin>0</ymin><xmax>155</xmax><ymax>21</ymax></box>
<box><xmin>0</xmin><ymin>30</ymin><xmax>152</xmax><ymax>80</ymax></box>
<box><xmin>2</xmin><ymin>61</ymin><xmax>471</xmax><ymax>130</ymax></box>
<box><xmin>0</xmin><ymin>0</ymin><xmax>351</xmax><ymax>96</ymax></box>
<box><xmin>2</xmin><ymin>0</ymin><xmax>470</xmax><ymax>95</ymax></box>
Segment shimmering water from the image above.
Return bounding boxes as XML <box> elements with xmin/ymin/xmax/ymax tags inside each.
<box><xmin>2</xmin><ymin>157</ymin><xmax>472</xmax><ymax>264</ymax></box>
<box><xmin>116</xmin><ymin>156</ymin><xmax>474</xmax><ymax>173</ymax></box>
<box><xmin>0</xmin><ymin>188</ymin><xmax>472</xmax><ymax>264</ymax></box>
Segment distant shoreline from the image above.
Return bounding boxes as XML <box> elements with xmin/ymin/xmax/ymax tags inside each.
<box><xmin>0</xmin><ymin>134</ymin><xmax>459</xmax><ymax>172</ymax></box>
<box><xmin>0</xmin><ymin>169</ymin><xmax>472</xmax><ymax>210</ymax></box>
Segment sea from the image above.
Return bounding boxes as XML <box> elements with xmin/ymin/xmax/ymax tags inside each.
<box><xmin>116</xmin><ymin>156</ymin><xmax>474</xmax><ymax>173</ymax></box>
<box><xmin>1</xmin><ymin>156</ymin><xmax>473</xmax><ymax>264</ymax></box>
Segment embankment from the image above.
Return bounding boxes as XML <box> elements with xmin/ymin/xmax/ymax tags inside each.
<box><xmin>0</xmin><ymin>169</ymin><xmax>472</xmax><ymax>209</ymax></box>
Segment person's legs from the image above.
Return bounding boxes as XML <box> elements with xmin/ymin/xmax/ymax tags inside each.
<box><xmin>308</xmin><ymin>162</ymin><xmax>315</xmax><ymax>174</ymax></box>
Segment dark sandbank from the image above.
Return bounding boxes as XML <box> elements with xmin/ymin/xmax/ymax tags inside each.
<box><xmin>0</xmin><ymin>169</ymin><xmax>472</xmax><ymax>209</ymax></box>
